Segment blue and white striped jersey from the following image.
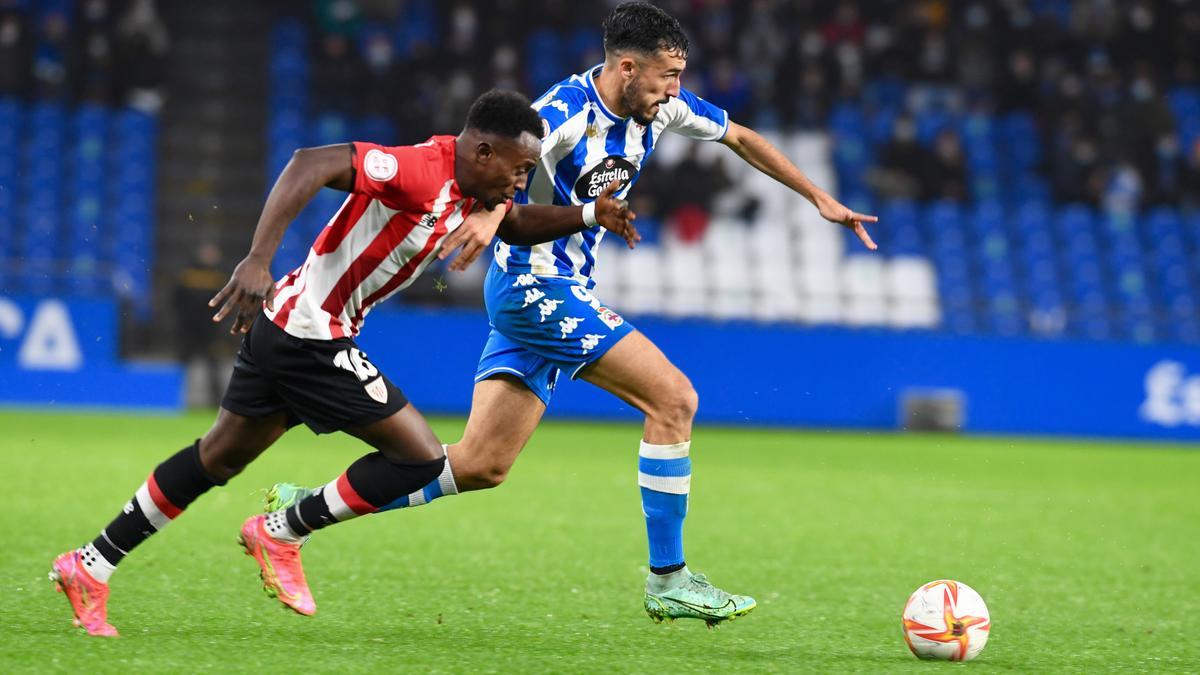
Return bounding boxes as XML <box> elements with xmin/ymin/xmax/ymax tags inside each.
<box><xmin>493</xmin><ymin>65</ymin><xmax>729</xmax><ymax>287</ymax></box>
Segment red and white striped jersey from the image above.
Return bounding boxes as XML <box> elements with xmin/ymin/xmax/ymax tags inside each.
<box><xmin>265</xmin><ymin>136</ymin><xmax>480</xmax><ymax>340</ymax></box>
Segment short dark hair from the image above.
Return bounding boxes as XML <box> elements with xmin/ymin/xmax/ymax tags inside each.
<box><xmin>602</xmin><ymin>1</ymin><xmax>689</xmax><ymax>58</ymax></box>
<box><xmin>465</xmin><ymin>89</ymin><xmax>543</xmax><ymax>140</ymax></box>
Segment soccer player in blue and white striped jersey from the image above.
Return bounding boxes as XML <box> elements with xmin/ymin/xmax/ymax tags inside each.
<box><xmin>270</xmin><ymin>1</ymin><xmax>877</xmax><ymax>627</ymax></box>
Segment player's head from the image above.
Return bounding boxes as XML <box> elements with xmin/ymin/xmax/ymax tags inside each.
<box><xmin>458</xmin><ymin>89</ymin><xmax>543</xmax><ymax>210</ymax></box>
<box><xmin>602</xmin><ymin>1</ymin><xmax>690</xmax><ymax>125</ymax></box>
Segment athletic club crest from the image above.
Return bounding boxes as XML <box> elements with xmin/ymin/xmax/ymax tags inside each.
<box><xmin>364</xmin><ymin>377</ymin><xmax>388</xmax><ymax>404</ymax></box>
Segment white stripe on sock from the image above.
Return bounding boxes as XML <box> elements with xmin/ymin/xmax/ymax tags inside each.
<box><xmin>134</xmin><ymin>482</ymin><xmax>171</xmax><ymax>530</ymax></box>
<box><xmin>638</xmin><ymin>472</ymin><xmax>691</xmax><ymax>494</ymax></box>
<box><xmin>321</xmin><ymin>479</ymin><xmax>357</xmax><ymax>521</ymax></box>
<box><xmin>639</xmin><ymin>440</ymin><xmax>691</xmax><ymax>459</ymax></box>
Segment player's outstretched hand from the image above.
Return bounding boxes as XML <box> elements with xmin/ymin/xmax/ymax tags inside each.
<box><xmin>817</xmin><ymin>195</ymin><xmax>878</xmax><ymax>250</ymax></box>
<box><xmin>439</xmin><ymin>202</ymin><xmax>506</xmax><ymax>272</ymax></box>
<box><xmin>209</xmin><ymin>257</ymin><xmax>276</xmax><ymax>334</ymax></box>
<box><xmin>595</xmin><ymin>180</ymin><xmax>640</xmax><ymax>249</ymax></box>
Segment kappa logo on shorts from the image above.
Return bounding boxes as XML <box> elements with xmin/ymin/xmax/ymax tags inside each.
<box><xmin>537</xmin><ymin>298</ymin><xmax>563</xmax><ymax>322</ymax></box>
<box><xmin>363</xmin><ymin>149</ymin><xmax>398</xmax><ymax>181</ymax></box>
<box><xmin>364</xmin><ymin>377</ymin><xmax>388</xmax><ymax>404</ymax></box>
<box><xmin>522</xmin><ymin>288</ymin><xmax>546</xmax><ymax>308</ymax></box>
<box><xmin>580</xmin><ymin>333</ymin><xmax>606</xmax><ymax>354</ymax></box>
<box><xmin>559</xmin><ymin>316</ymin><xmax>584</xmax><ymax>338</ymax></box>
<box><xmin>596</xmin><ymin>307</ymin><xmax>624</xmax><ymax>330</ymax></box>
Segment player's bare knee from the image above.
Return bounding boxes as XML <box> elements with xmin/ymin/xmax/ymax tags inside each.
<box><xmin>649</xmin><ymin>372</ymin><xmax>698</xmax><ymax>428</ymax></box>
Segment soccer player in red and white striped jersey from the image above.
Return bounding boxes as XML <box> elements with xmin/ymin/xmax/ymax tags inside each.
<box><xmin>48</xmin><ymin>90</ymin><xmax>638</xmax><ymax>636</ymax></box>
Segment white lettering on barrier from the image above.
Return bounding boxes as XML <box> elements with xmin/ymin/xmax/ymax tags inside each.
<box><xmin>1139</xmin><ymin>360</ymin><xmax>1200</xmax><ymax>427</ymax></box>
<box><xmin>1</xmin><ymin>299</ymin><xmax>85</xmax><ymax>371</ymax></box>
<box><xmin>0</xmin><ymin>298</ymin><xmax>22</xmax><ymax>338</ymax></box>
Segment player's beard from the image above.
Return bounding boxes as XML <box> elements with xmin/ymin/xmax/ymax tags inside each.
<box><xmin>623</xmin><ymin>80</ymin><xmax>661</xmax><ymax>126</ymax></box>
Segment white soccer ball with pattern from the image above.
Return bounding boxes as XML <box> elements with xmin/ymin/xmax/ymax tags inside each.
<box><xmin>902</xmin><ymin>579</ymin><xmax>991</xmax><ymax>661</ymax></box>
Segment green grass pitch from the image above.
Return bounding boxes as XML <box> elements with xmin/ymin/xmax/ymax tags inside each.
<box><xmin>2</xmin><ymin>409</ymin><xmax>1197</xmax><ymax>672</ymax></box>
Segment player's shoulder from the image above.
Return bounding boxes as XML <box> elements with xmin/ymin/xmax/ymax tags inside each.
<box><xmin>355</xmin><ymin>136</ymin><xmax>454</xmax><ymax>200</ymax></box>
<box><xmin>532</xmin><ymin>81</ymin><xmax>590</xmax><ymax>132</ymax></box>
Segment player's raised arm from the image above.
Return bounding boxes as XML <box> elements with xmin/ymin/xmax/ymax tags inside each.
<box><xmin>497</xmin><ymin>181</ymin><xmax>640</xmax><ymax>248</ymax></box>
<box><xmin>209</xmin><ymin>144</ymin><xmax>355</xmax><ymax>333</ymax></box>
<box><xmin>720</xmin><ymin>121</ymin><xmax>878</xmax><ymax>250</ymax></box>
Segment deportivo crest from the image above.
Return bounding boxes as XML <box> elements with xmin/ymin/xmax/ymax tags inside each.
<box><xmin>597</xmin><ymin>307</ymin><xmax>624</xmax><ymax>330</ymax></box>
<box><xmin>538</xmin><ymin>298</ymin><xmax>563</xmax><ymax>322</ymax></box>
<box><xmin>559</xmin><ymin>316</ymin><xmax>584</xmax><ymax>338</ymax></box>
<box><xmin>364</xmin><ymin>376</ymin><xmax>388</xmax><ymax>404</ymax></box>
<box><xmin>574</xmin><ymin>155</ymin><xmax>638</xmax><ymax>201</ymax></box>
<box><xmin>363</xmin><ymin>148</ymin><xmax>398</xmax><ymax>181</ymax></box>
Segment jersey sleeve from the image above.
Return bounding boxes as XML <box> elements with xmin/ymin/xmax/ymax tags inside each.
<box><xmin>532</xmin><ymin>85</ymin><xmax>589</xmax><ymax>155</ymax></box>
<box><xmin>661</xmin><ymin>87</ymin><xmax>730</xmax><ymax>141</ymax></box>
<box><xmin>350</xmin><ymin>141</ymin><xmax>440</xmax><ymax>210</ymax></box>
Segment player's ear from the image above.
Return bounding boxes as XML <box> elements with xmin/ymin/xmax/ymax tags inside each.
<box><xmin>619</xmin><ymin>55</ymin><xmax>638</xmax><ymax>80</ymax></box>
<box><xmin>475</xmin><ymin>141</ymin><xmax>494</xmax><ymax>165</ymax></box>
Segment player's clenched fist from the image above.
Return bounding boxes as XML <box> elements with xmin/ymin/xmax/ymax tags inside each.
<box><xmin>594</xmin><ymin>180</ymin><xmax>640</xmax><ymax>249</ymax></box>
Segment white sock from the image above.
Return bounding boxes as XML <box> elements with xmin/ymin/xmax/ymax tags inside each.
<box><xmin>79</xmin><ymin>543</ymin><xmax>116</xmax><ymax>584</ymax></box>
<box><xmin>263</xmin><ymin>509</ymin><xmax>305</xmax><ymax>544</ymax></box>
<box><xmin>647</xmin><ymin>566</ymin><xmax>691</xmax><ymax>593</ymax></box>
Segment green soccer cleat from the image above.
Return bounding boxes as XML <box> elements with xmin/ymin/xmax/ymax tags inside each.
<box><xmin>644</xmin><ymin>572</ymin><xmax>757</xmax><ymax>628</ymax></box>
<box><xmin>264</xmin><ymin>482</ymin><xmax>318</xmax><ymax>512</ymax></box>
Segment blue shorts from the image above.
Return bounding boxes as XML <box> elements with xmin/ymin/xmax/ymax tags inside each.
<box><xmin>475</xmin><ymin>264</ymin><xmax>635</xmax><ymax>405</ymax></box>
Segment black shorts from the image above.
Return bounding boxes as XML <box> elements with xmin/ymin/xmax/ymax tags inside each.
<box><xmin>221</xmin><ymin>314</ymin><xmax>408</xmax><ymax>434</ymax></box>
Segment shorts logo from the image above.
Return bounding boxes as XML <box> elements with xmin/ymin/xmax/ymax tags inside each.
<box><xmin>597</xmin><ymin>307</ymin><xmax>623</xmax><ymax>330</ymax></box>
<box><xmin>333</xmin><ymin>348</ymin><xmax>379</xmax><ymax>382</ymax></box>
<box><xmin>559</xmin><ymin>316</ymin><xmax>583</xmax><ymax>338</ymax></box>
<box><xmin>522</xmin><ymin>288</ymin><xmax>546</xmax><ymax>308</ymax></box>
<box><xmin>581</xmin><ymin>333</ymin><xmax>606</xmax><ymax>354</ymax></box>
<box><xmin>364</xmin><ymin>376</ymin><xmax>388</xmax><ymax>404</ymax></box>
<box><xmin>512</xmin><ymin>274</ymin><xmax>539</xmax><ymax>288</ymax></box>
<box><xmin>537</xmin><ymin>298</ymin><xmax>563</xmax><ymax>322</ymax></box>
<box><xmin>363</xmin><ymin>149</ymin><xmax>398</xmax><ymax>182</ymax></box>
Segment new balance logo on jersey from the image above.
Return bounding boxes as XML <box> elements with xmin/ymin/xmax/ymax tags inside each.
<box><xmin>538</xmin><ymin>298</ymin><xmax>563</xmax><ymax>322</ymax></box>
<box><xmin>559</xmin><ymin>316</ymin><xmax>583</xmax><ymax>338</ymax></box>
<box><xmin>418</xmin><ymin>212</ymin><xmax>437</xmax><ymax>228</ymax></box>
<box><xmin>512</xmin><ymin>274</ymin><xmax>539</xmax><ymax>288</ymax></box>
<box><xmin>581</xmin><ymin>333</ymin><xmax>606</xmax><ymax>354</ymax></box>
<box><xmin>522</xmin><ymin>288</ymin><xmax>546</xmax><ymax>308</ymax></box>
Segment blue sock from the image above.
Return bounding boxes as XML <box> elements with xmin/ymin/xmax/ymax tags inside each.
<box><xmin>378</xmin><ymin>449</ymin><xmax>458</xmax><ymax>512</ymax></box>
<box><xmin>638</xmin><ymin>440</ymin><xmax>691</xmax><ymax>572</ymax></box>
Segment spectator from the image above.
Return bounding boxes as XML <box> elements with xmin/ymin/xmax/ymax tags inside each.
<box><xmin>113</xmin><ymin>0</ymin><xmax>168</xmax><ymax>113</ymax></box>
<box><xmin>0</xmin><ymin>1</ymin><xmax>31</xmax><ymax>97</ymax></box>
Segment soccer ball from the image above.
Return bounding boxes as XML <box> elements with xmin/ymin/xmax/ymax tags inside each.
<box><xmin>902</xmin><ymin>579</ymin><xmax>991</xmax><ymax>661</ymax></box>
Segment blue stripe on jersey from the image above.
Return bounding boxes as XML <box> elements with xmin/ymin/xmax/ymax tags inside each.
<box><xmin>678</xmin><ymin>89</ymin><xmax>726</xmax><ymax>128</ymax></box>
<box><xmin>579</xmin><ymin>226</ymin><xmax>601</xmax><ymax>278</ymax></box>
<box><xmin>605</xmin><ymin>119</ymin><xmax>628</xmax><ymax>157</ymax></box>
<box><xmin>551</xmin><ymin>108</ymin><xmax>594</xmax><ymax>206</ymax></box>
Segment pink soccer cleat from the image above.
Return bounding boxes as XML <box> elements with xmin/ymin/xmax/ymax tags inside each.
<box><xmin>238</xmin><ymin>514</ymin><xmax>316</xmax><ymax>616</ymax></box>
<box><xmin>49</xmin><ymin>551</ymin><xmax>119</xmax><ymax>637</ymax></box>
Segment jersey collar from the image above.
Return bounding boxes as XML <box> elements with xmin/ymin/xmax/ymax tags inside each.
<box><xmin>585</xmin><ymin>65</ymin><xmax>624</xmax><ymax>124</ymax></box>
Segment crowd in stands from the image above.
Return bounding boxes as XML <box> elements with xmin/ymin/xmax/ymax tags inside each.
<box><xmin>0</xmin><ymin>0</ymin><xmax>168</xmax><ymax>113</ymax></box>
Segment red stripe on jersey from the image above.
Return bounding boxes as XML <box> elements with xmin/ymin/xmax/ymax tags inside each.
<box><xmin>335</xmin><ymin>473</ymin><xmax>376</xmax><ymax>515</ymax></box>
<box><xmin>352</xmin><ymin>218</ymin><xmax>450</xmax><ymax>326</ymax></box>
<box><xmin>313</xmin><ymin>194</ymin><xmax>373</xmax><ymax>255</ymax></box>
<box><xmin>146</xmin><ymin>473</ymin><xmax>183</xmax><ymax>519</ymax></box>
<box><xmin>322</xmin><ymin>212</ymin><xmax>421</xmax><ymax>338</ymax></box>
